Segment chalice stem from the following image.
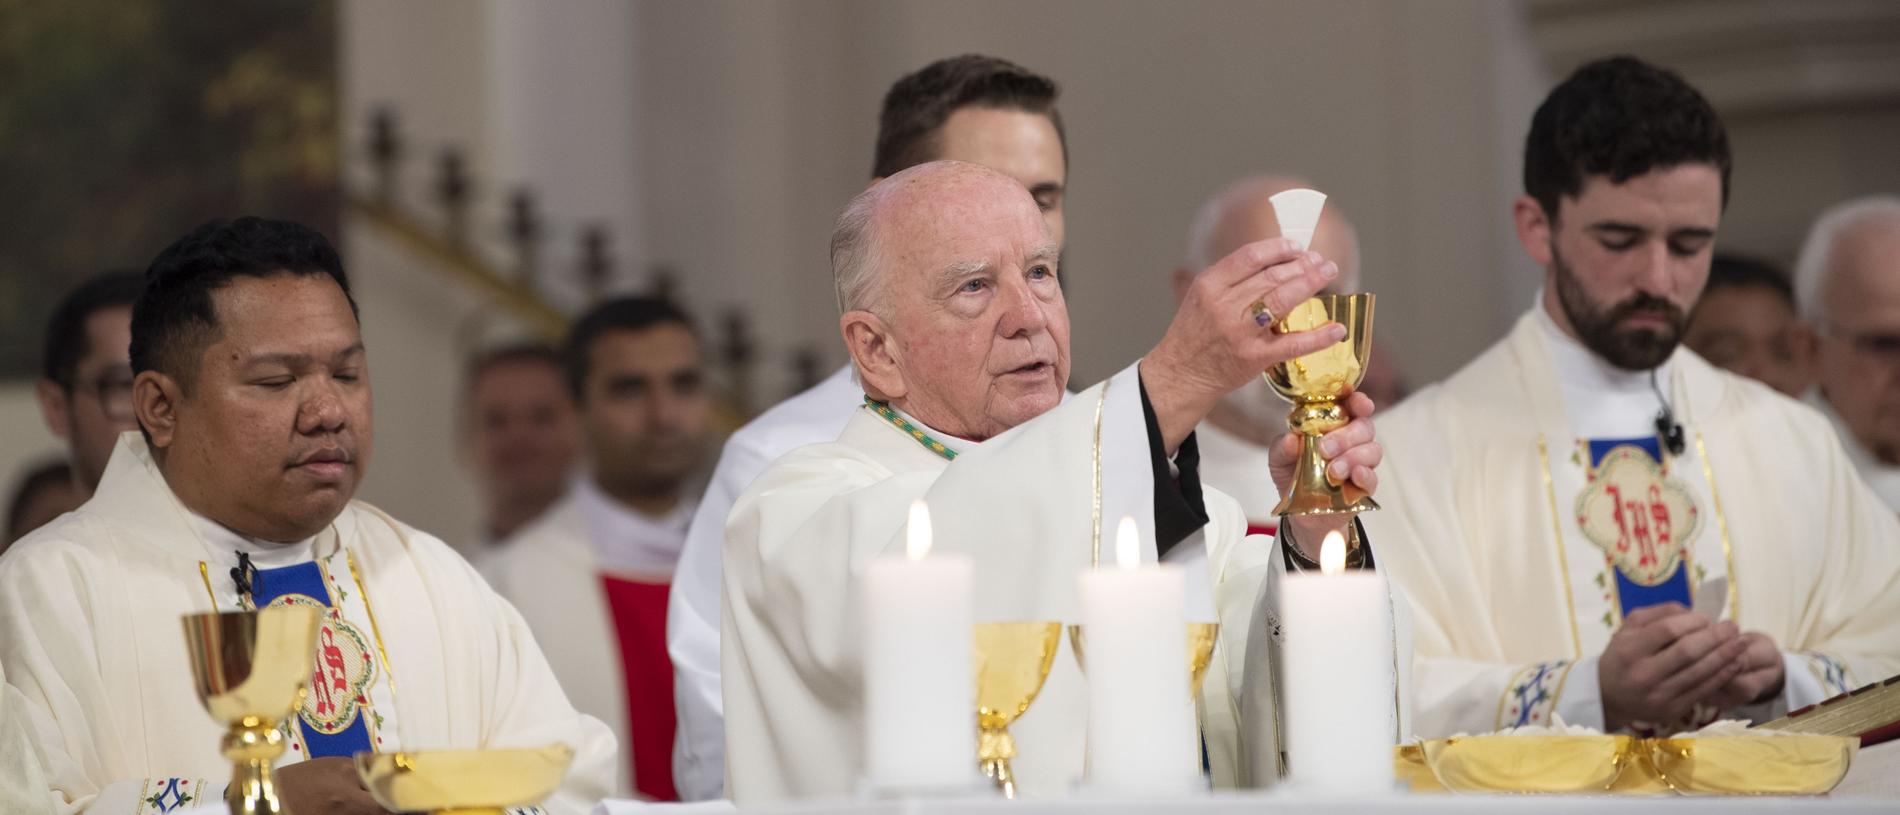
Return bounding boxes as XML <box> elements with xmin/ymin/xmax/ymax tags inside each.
<box><xmin>226</xmin><ymin>757</ymin><xmax>286</xmax><ymax>815</ymax></box>
<box><xmin>978</xmin><ymin>726</ymin><xmax>1018</xmax><ymax>798</ymax></box>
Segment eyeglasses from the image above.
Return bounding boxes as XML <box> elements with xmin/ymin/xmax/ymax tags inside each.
<box><xmin>1822</xmin><ymin>322</ymin><xmax>1900</xmax><ymax>368</ymax></box>
<box><xmin>78</xmin><ymin>366</ymin><xmax>136</xmax><ymax>423</ymax></box>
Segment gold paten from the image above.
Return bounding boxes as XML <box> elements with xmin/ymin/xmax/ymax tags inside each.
<box><xmin>1411</xmin><ymin>733</ymin><xmax>1857</xmax><ymax>796</ymax></box>
<box><xmin>972</xmin><ymin>622</ymin><xmax>1062</xmax><ymax>798</ymax></box>
<box><xmin>354</xmin><ymin>746</ymin><xmax>574</xmax><ymax>815</ymax></box>
<box><xmin>1066</xmin><ymin>622</ymin><xmax>1221</xmax><ymax>694</ymax></box>
<box><xmin>182</xmin><ymin>605</ymin><xmax>321</xmax><ymax>815</ymax></box>
<box><xmin>1266</xmin><ymin>294</ymin><xmax>1380</xmax><ymax>516</ymax></box>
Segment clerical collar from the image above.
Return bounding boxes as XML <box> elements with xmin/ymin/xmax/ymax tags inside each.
<box><xmin>573</xmin><ymin>475</ymin><xmax>695</xmax><ymax>577</ymax></box>
<box><xmin>1534</xmin><ymin>296</ymin><xmax>1677</xmax><ymax>440</ymax></box>
<box><xmin>185</xmin><ymin>509</ymin><xmax>321</xmax><ymax>571</ymax></box>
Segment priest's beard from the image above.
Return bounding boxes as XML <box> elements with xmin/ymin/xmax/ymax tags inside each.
<box><xmin>1551</xmin><ymin>244</ymin><xmax>1686</xmax><ymax>371</ymax></box>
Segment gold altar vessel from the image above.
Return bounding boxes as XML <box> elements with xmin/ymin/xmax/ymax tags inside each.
<box><xmin>182</xmin><ymin>605</ymin><xmax>321</xmax><ymax>815</ymax></box>
<box><xmin>1411</xmin><ymin>732</ymin><xmax>1856</xmax><ymax>795</ymax></box>
<box><xmin>1066</xmin><ymin>622</ymin><xmax>1221</xmax><ymax>693</ymax></box>
<box><xmin>972</xmin><ymin>621</ymin><xmax>1062</xmax><ymax>798</ymax></box>
<box><xmin>355</xmin><ymin>746</ymin><xmax>574</xmax><ymax>815</ymax></box>
<box><xmin>1265</xmin><ymin>293</ymin><xmax>1379</xmax><ymax>517</ymax></box>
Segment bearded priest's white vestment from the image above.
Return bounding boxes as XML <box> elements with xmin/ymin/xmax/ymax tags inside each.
<box><xmin>1364</xmin><ymin>308</ymin><xmax>1900</xmax><ymax>739</ymax></box>
<box><xmin>0</xmin><ymin>433</ymin><xmax>615</xmax><ymax>815</ymax></box>
<box><xmin>721</xmin><ymin>363</ymin><xmax>1406</xmax><ymax>803</ymax></box>
<box><xmin>1</xmin><ymin>665</ymin><xmax>55</xmax><ymax>815</ymax></box>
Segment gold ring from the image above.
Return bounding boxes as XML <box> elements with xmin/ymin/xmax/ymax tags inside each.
<box><xmin>1250</xmin><ymin>300</ymin><xmax>1275</xmax><ymax>327</ymax></box>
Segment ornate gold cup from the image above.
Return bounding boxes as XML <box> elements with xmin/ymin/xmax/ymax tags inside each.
<box><xmin>1066</xmin><ymin>622</ymin><xmax>1221</xmax><ymax>693</ymax></box>
<box><xmin>182</xmin><ymin>605</ymin><xmax>321</xmax><ymax>815</ymax></box>
<box><xmin>355</xmin><ymin>746</ymin><xmax>575</xmax><ymax>815</ymax></box>
<box><xmin>972</xmin><ymin>621</ymin><xmax>1062</xmax><ymax>799</ymax></box>
<box><xmin>1265</xmin><ymin>293</ymin><xmax>1380</xmax><ymax>516</ymax></box>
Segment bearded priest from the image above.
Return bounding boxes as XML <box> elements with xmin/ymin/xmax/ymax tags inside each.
<box><xmin>1363</xmin><ymin>57</ymin><xmax>1900</xmax><ymax>740</ymax></box>
<box><xmin>721</xmin><ymin>160</ymin><xmax>1395</xmax><ymax>803</ymax></box>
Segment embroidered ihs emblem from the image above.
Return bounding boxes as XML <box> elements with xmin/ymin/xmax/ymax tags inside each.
<box><xmin>268</xmin><ymin>592</ymin><xmax>378</xmax><ymax>735</ymax></box>
<box><xmin>1575</xmin><ymin>445</ymin><xmax>1700</xmax><ymax>587</ymax></box>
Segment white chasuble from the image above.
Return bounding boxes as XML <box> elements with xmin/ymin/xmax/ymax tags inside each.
<box><xmin>0</xmin><ymin>433</ymin><xmax>616</xmax><ymax>815</ymax></box>
<box><xmin>721</xmin><ymin>363</ymin><xmax>1283</xmax><ymax>803</ymax></box>
<box><xmin>1363</xmin><ymin>310</ymin><xmax>1900</xmax><ymax>739</ymax></box>
<box><xmin>1</xmin><ymin>665</ymin><xmax>55</xmax><ymax>815</ymax></box>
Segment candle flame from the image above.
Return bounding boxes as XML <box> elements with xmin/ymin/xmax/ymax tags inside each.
<box><xmin>907</xmin><ymin>500</ymin><xmax>931</xmax><ymax>561</ymax></box>
<box><xmin>1115</xmin><ymin>516</ymin><xmax>1141</xmax><ymax>569</ymax></box>
<box><xmin>1320</xmin><ymin>530</ymin><xmax>1346</xmax><ymax>575</ymax></box>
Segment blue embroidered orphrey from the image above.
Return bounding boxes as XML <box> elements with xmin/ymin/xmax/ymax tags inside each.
<box><xmin>1584</xmin><ymin>436</ymin><xmax>1693</xmax><ymax>617</ymax></box>
<box><xmin>249</xmin><ymin>561</ymin><xmax>375</xmax><ymax>758</ymax></box>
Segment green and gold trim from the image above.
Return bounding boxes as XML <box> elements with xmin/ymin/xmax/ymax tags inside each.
<box><xmin>865</xmin><ymin>396</ymin><xmax>959</xmax><ymax>461</ymax></box>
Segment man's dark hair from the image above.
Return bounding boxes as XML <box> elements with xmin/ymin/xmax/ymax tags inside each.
<box><xmin>1704</xmin><ymin>253</ymin><xmax>1794</xmax><ymax>308</ymax></box>
<box><xmin>562</xmin><ymin>296</ymin><xmax>698</xmax><ymax>400</ymax></box>
<box><xmin>7</xmin><ymin>458</ymin><xmax>73</xmax><ymax>544</ymax></box>
<box><xmin>1523</xmin><ymin>55</ymin><xmax>1731</xmax><ymax>222</ymax></box>
<box><xmin>872</xmin><ymin>54</ymin><xmax>1066</xmax><ymax>179</ymax></box>
<box><xmin>42</xmin><ymin>271</ymin><xmax>144</xmax><ymax>391</ymax></box>
<box><xmin>466</xmin><ymin>342</ymin><xmax>564</xmax><ymax>395</ymax></box>
<box><xmin>129</xmin><ymin>217</ymin><xmax>356</xmax><ymax>391</ymax></box>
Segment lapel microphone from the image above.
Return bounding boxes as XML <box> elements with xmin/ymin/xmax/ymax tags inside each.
<box><xmin>1650</xmin><ymin>368</ymin><xmax>1687</xmax><ymax>456</ymax></box>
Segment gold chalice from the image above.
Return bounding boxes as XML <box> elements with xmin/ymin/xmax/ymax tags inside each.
<box><xmin>1066</xmin><ymin>622</ymin><xmax>1221</xmax><ymax>693</ymax></box>
<box><xmin>1265</xmin><ymin>293</ymin><xmax>1380</xmax><ymax>516</ymax></box>
<box><xmin>182</xmin><ymin>605</ymin><xmax>321</xmax><ymax>815</ymax></box>
<box><xmin>972</xmin><ymin>621</ymin><xmax>1062</xmax><ymax>798</ymax></box>
<box><xmin>355</xmin><ymin>746</ymin><xmax>574</xmax><ymax>815</ymax></box>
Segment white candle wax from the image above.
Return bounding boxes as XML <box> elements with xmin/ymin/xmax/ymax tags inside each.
<box><xmin>1080</xmin><ymin>517</ymin><xmax>1196</xmax><ymax>795</ymax></box>
<box><xmin>862</xmin><ymin>501</ymin><xmax>975</xmax><ymax>791</ymax></box>
<box><xmin>1281</xmin><ymin>530</ymin><xmax>1394</xmax><ymax>792</ymax></box>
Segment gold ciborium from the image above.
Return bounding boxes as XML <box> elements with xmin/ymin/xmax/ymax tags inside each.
<box><xmin>1066</xmin><ymin>622</ymin><xmax>1221</xmax><ymax>693</ymax></box>
<box><xmin>1265</xmin><ymin>293</ymin><xmax>1379</xmax><ymax>516</ymax></box>
<box><xmin>972</xmin><ymin>621</ymin><xmax>1062</xmax><ymax>798</ymax></box>
<box><xmin>355</xmin><ymin>746</ymin><xmax>574</xmax><ymax>815</ymax></box>
<box><xmin>182</xmin><ymin>605</ymin><xmax>321</xmax><ymax>815</ymax></box>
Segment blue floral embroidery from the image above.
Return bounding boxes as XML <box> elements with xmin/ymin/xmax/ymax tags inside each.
<box><xmin>1501</xmin><ymin>661</ymin><xmax>1572</xmax><ymax>729</ymax></box>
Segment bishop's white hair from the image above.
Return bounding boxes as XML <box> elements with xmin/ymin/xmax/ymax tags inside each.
<box><xmin>1183</xmin><ymin>174</ymin><xmax>1362</xmax><ymax>293</ymax></box>
<box><xmin>1794</xmin><ymin>196</ymin><xmax>1900</xmax><ymax>326</ymax></box>
<box><xmin>832</xmin><ymin>185</ymin><xmax>889</xmax><ymax>314</ymax></box>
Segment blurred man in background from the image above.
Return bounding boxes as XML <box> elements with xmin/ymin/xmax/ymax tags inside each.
<box><xmin>1796</xmin><ymin>196</ymin><xmax>1900</xmax><ymax>511</ymax></box>
<box><xmin>35</xmin><ymin>271</ymin><xmax>144</xmax><ymax>496</ymax></box>
<box><xmin>488</xmin><ymin>296</ymin><xmax>712</xmax><ymax>800</ymax></box>
<box><xmin>460</xmin><ymin>342</ymin><xmax>581</xmax><ymax>544</ymax></box>
<box><xmin>668</xmin><ymin>53</ymin><xmax>1069</xmax><ymax>799</ymax></box>
<box><xmin>5</xmin><ymin>460</ymin><xmax>79</xmax><ymax>548</ymax></box>
<box><xmin>1684</xmin><ymin>253</ymin><xmax>1813</xmax><ymax>397</ymax></box>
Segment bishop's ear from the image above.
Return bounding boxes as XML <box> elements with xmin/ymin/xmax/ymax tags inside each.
<box><xmin>840</xmin><ymin>310</ymin><xmax>906</xmax><ymax>401</ymax></box>
<box><xmin>132</xmin><ymin>370</ymin><xmax>182</xmax><ymax>449</ymax></box>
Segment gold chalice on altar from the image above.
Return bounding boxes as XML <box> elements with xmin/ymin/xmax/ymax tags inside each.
<box><xmin>182</xmin><ymin>605</ymin><xmax>321</xmax><ymax>815</ymax></box>
<box><xmin>1265</xmin><ymin>293</ymin><xmax>1379</xmax><ymax>516</ymax></box>
<box><xmin>355</xmin><ymin>746</ymin><xmax>574</xmax><ymax>815</ymax></box>
<box><xmin>1066</xmin><ymin>622</ymin><xmax>1222</xmax><ymax>693</ymax></box>
<box><xmin>972</xmin><ymin>621</ymin><xmax>1062</xmax><ymax>798</ymax></box>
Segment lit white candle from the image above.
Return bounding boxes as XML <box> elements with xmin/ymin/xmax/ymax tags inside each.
<box><xmin>1281</xmin><ymin>529</ymin><xmax>1394</xmax><ymax>792</ymax></box>
<box><xmin>1080</xmin><ymin>517</ymin><xmax>1196</xmax><ymax>795</ymax></box>
<box><xmin>862</xmin><ymin>500</ymin><xmax>975</xmax><ymax>791</ymax></box>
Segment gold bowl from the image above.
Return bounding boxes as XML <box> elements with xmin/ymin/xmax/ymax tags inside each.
<box><xmin>1393</xmin><ymin>744</ymin><xmax>1445</xmax><ymax>793</ymax></box>
<box><xmin>1648</xmin><ymin>735</ymin><xmax>1856</xmax><ymax>796</ymax></box>
<box><xmin>355</xmin><ymin>746</ymin><xmax>574</xmax><ymax>815</ymax></box>
<box><xmin>1422</xmin><ymin>734</ymin><xmax>1632</xmax><ymax>794</ymax></box>
<box><xmin>1066</xmin><ymin>622</ymin><xmax>1221</xmax><ymax>692</ymax></box>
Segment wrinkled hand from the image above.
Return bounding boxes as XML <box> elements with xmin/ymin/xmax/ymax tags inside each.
<box><xmin>1599</xmin><ymin>603</ymin><xmax>1746</xmax><ymax>732</ymax></box>
<box><xmin>1272</xmin><ymin>389</ymin><xmax>1380</xmax><ymax>549</ymax></box>
<box><xmin>1142</xmin><ymin>238</ymin><xmax>1343</xmax><ymax>452</ymax></box>
<box><xmin>276</xmin><ymin>756</ymin><xmax>389</xmax><ymax>815</ymax></box>
<box><xmin>1714</xmin><ymin>631</ymin><xmax>1785</xmax><ymax>709</ymax></box>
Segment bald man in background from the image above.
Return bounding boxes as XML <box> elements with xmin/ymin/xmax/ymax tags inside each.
<box><xmin>1172</xmin><ymin>175</ymin><xmax>1403</xmax><ymax>532</ymax></box>
<box><xmin>1796</xmin><ymin>196</ymin><xmax>1900</xmax><ymax>512</ymax></box>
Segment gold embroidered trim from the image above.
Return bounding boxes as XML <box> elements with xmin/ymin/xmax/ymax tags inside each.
<box><xmin>197</xmin><ymin>562</ymin><xmax>217</xmax><ymax>610</ymax></box>
<box><xmin>1692</xmin><ymin>431</ymin><xmax>1740</xmax><ymax>624</ymax></box>
<box><xmin>346</xmin><ymin>549</ymin><xmax>399</xmax><ymax>708</ymax></box>
<box><xmin>1537</xmin><ymin>436</ymin><xmax>1584</xmax><ymax>659</ymax></box>
<box><xmin>864</xmin><ymin>397</ymin><xmax>958</xmax><ymax>461</ymax></box>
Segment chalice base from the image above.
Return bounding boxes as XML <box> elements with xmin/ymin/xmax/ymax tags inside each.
<box><xmin>1272</xmin><ymin>429</ymin><xmax>1381</xmax><ymax>517</ymax></box>
<box><xmin>978</xmin><ymin>727</ymin><xmax>1018</xmax><ymax>799</ymax></box>
<box><xmin>223</xmin><ymin>721</ymin><xmax>291</xmax><ymax>815</ymax></box>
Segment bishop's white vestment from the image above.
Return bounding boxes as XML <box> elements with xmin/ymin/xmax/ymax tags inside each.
<box><xmin>1</xmin><ymin>665</ymin><xmax>55</xmax><ymax>815</ymax></box>
<box><xmin>487</xmin><ymin>479</ymin><xmax>692</xmax><ymax>801</ymax></box>
<box><xmin>0</xmin><ymin>433</ymin><xmax>616</xmax><ymax>815</ymax></box>
<box><xmin>720</xmin><ymin>363</ymin><xmax>1396</xmax><ymax>803</ymax></box>
<box><xmin>669</xmin><ymin>364</ymin><xmax>860</xmax><ymax>800</ymax></box>
<box><xmin>1364</xmin><ymin>308</ymin><xmax>1900</xmax><ymax>739</ymax></box>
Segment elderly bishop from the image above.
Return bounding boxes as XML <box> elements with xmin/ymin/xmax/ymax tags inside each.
<box><xmin>722</xmin><ymin>161</ymin><xmax>1394</xmax><ymax>802</ymax></box>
